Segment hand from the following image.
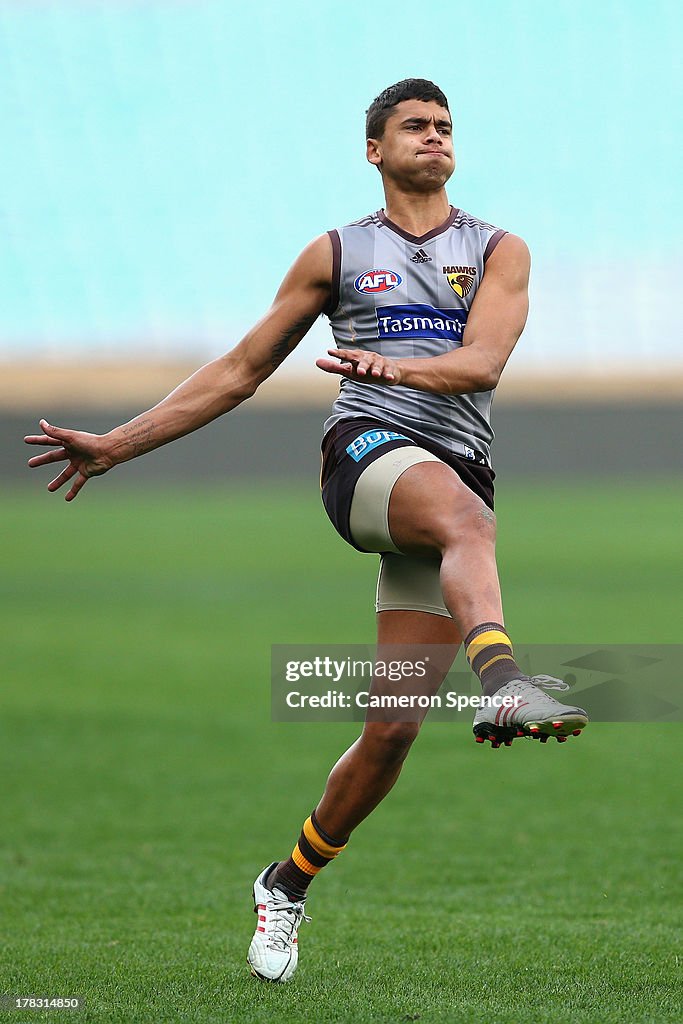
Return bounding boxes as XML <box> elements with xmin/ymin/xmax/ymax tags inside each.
<box><xmin>24</xmin><ymin>419</ymin><xmax>114</xmax><ymax>501</ymax></box>
<box><xmin>316</xmin><ymin>348</ymin><xmax>402</xmax><ymax>385</ymax></box>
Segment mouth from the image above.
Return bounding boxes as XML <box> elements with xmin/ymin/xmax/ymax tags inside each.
<box><xmin>417</xmin><ymin>150</ymin><xmax>448</xmax><ymax>157</ymax></box>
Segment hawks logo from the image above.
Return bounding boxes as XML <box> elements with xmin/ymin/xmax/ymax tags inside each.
<box><xmin>354</xmin><ymin>269</ymin><xmax>402</xmax><ymax>294</ymax></box>
<box><xmin>443</xmin><ymin>265</ymin><xmax>476</xmax><ymax>298</ymax></box>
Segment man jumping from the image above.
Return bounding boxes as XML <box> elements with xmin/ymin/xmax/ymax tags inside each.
<box><xmin>25</xmin><ymin>79</ymin><xmax>588</xmax><ymax>983</ymax></box>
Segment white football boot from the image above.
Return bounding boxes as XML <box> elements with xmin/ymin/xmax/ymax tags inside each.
<box><xmin>247</xmin><ymin>863</ymin><xmax>311</xmax><ymax>982</ymax></box>
<box><xmin>473</xmin><ymin>675</ymin><xmax>589</xmax><ymax>747</ymax></box>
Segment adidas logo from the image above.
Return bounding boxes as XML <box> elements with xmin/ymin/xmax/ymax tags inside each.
<box><xmin>410</xmin><ymin>248</ymin><xmax>432</xmax><ymax>264</ymax></box>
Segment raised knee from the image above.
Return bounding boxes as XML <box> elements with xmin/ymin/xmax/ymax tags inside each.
<box><xmin>437</xmin><ymin>496</ymin><xmax>497</xmax><ymax>549</ymax></box>
<box><xmin>463</xmin><ymin>503</ymin><xmax>496</xmax><ymax>539</ymax></box>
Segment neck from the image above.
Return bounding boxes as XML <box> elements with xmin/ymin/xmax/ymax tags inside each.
<box><xmin>381</xmin><ymin>184</ymin><xmax>451</xmax><ymax>237</ymax></box>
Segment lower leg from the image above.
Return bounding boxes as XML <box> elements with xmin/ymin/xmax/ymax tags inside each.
<box><xmin>317</xmin><ymin>609</ymin><xmax>460</xmax><ymax>836</ymax></box>
<box><xmin>436</xmin><ymin>531</ymin><xmax>523</xmax><ymax>693</ymax></box>
<box><xmin>268</xmin><ymin>724</ymin><xmax>417</xmax><ymax>900</ymax></box>
<box><xmin>438</xmin><ymin>513</ymin><xmax>503</xmax><ymax>631</ymax></box>
<box><xmin>269</xmin><ymin>611</ymin><xmax>460</xmax><ymax>900</ymax></box>
<box><xmin>314</xmin><ymin>722</ymin><xmax>417</xmax><ymax>837</ymax></box>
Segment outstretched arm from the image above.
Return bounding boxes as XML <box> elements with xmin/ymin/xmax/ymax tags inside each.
<box><xmin>316</xmin><ymin>233</ymin><xmax>530</xmax><ymax>393</ymax></box>
<box><xmin>25</xmin><ymin>234</ymin><xmax>332</xmax><ymax>500</ymax></box>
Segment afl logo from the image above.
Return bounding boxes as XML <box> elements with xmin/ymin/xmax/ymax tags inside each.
<box><xmin>354</xmin><ymin>269</ymin><xmax>403</xmax><ymax>294</ymax></box>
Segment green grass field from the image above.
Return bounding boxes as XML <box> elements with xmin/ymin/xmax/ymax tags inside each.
<box><xmin>1</xmin><ymin>480</ymin><xmax>681</xmax><ymax>1023</ymax></box>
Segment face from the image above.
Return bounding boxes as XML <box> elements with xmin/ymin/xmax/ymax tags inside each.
<box><xmin>366</xmin><ymin>99</ymin><xmax>455</xmax><ymax>190</ymax></box>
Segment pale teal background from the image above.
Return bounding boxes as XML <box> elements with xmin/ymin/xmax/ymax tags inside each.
<box><xmin>1</xmin><ymin>0</ymin><xmax>681</xmax><ymax>369</ymax></box>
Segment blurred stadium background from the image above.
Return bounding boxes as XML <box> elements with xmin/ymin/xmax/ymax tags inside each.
<box><xmin>1</xmin><ymin>0</ymin><xmax>681</xmax><ymax>480</ymax></box>
<box><xmin>2</xmin><ymin>3</ymin><xmax>681</xmax><ymax>1023</ymax></box>
<box><xmin>6</xmin><ymin>0</ymin><xmax>681</xmax><ymax>367</ymax></box>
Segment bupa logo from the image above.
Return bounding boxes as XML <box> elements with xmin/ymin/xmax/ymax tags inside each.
<box><xmin>346</xmin><ymin>429</ymin><xmax>409</xmax><ymax>462</ymax></box>
<box><xmin>354</xmin><ymin>269</ymin><xmax>403</xmax><ymax>294</ymax></box>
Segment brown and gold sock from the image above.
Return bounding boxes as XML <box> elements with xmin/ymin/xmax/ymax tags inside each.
<box><xmin>267</xmin><ymin>810</ymin><xmax>348</xmax><ymax>902</ymax></box>
<box><xmin>464</xmin><ymin>622</ymin><xmax>524</xmax><ymax>696</ymax></box>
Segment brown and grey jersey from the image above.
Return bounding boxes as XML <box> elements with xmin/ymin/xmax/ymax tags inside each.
<box><xmin>323</xmin><ymin>206</ymin><xmax>507</xmax><ymax>465</ymax></box>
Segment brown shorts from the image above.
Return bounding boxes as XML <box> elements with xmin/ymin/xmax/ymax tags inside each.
<box><xmin>321</xmin><ymin>416</ymin><xmax>495</xmax><ymax>553</ymax></box>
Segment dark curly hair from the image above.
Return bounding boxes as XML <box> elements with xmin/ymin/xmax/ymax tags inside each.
<box><xmin>366</xmin><ymin>79</ymin><xmax>450</xmax><ymax>140</ymax></box>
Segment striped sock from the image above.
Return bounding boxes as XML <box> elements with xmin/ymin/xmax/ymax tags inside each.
<box><xmin>464</xmin><ymin>622</ymin><xmax>524</xmax><ymax>696</ymax></box>
<box><xmin>267</xmin><ymin>810</ymin><xmax>348</xmax><ymax>901</ymax></box>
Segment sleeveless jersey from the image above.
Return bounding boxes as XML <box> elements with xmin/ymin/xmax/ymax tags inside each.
<box><xmin>323</xmin><ymin>206</ymin><xmax>507</xmax><ymax>465</ymax></box>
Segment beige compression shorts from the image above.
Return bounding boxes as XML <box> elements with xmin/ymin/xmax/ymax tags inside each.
<box><xmin>348</xmin><ymin>446</ymin><xmax>452</xmax><ymax>618</ymax></box>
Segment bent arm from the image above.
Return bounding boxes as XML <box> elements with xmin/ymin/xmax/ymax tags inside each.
<box><xmin>395</xmin><ymin>233</ymin><xmax>530</xmax><ymax>393</ymax></box>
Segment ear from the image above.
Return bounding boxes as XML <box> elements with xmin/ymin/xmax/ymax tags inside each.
<box><xmin>366</xmin><ymin>137</ymin><xmax>382</xmax><ymax>169</ymax></box>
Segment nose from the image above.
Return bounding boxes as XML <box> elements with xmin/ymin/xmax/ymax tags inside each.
<box><xmin>423</xmin><ymin>122</ymin><xmax>442</xmax><ymax>145</ymax></box>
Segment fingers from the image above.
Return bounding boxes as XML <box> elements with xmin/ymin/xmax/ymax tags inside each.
<box><xmin>316</xmin><ymin>357</ymin><xmax>354</xmax><ymax>376</ymax></box>
<box><xmin>24</xmin><ymin>419</ymin><xmax>70</xmax><ymax>447</ymax></box>
<box><xmin>24</xmin><ymin>418</ymin><xmax>92</xmax><ymax>500</ymax></box>
<box><xmin>39</xmin><ymin>418</ymin><xmax>65</xmax><ymax>436</ymax></box>
<box><xmin>320</xmin><ymin>349</ymin><xmax>397</xmax><ymax>382</ymax></box>
<box><xmin>27</xmin><ymin>447</ymin><xmax>68</xmax><ymax>468</ymax></box>
<box><xmin>24</xmin><ymin>433</ymin><xmax>63</xmax><ymax>447</ymax></box>
<box><xmin>65</xmin><ymin>473</ymin><xmax>88</xmax><ymax>502</ymax></box>
<box><xmin>327</xmin><ymin>348</ymin><xmax>371</xmax><ymax>374</ymax></box>
<box><xmin>47</xmin><ymin>463</ymin><xmax>79</xmax><ymax>492</ymax></box>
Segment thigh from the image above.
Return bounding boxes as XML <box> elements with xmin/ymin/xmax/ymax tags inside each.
<box><xmin>388</xmin><ymin>460</ymin><xmax>495</xmax><ymax>557</ymax></box>
<box><xmin>349</xmin><ymin>446</ymin><xmax>441</xmax><ymax>553</ymax></box>
<box><xmin>321</xmin><ymin>419</ymin><xmax>442</xmax><ymax>553</ymax></box>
